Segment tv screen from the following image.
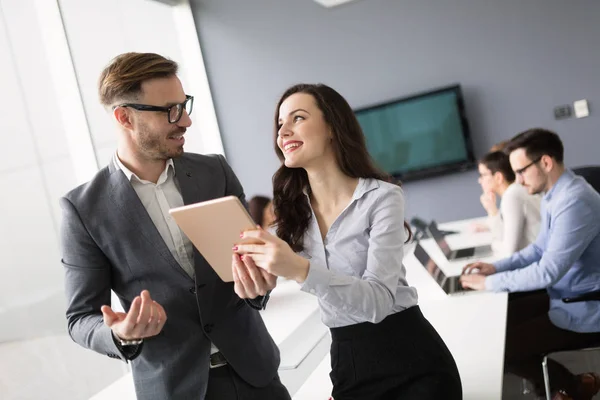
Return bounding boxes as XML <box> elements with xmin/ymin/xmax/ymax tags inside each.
<box><xmin>355</xmin><ymin>85</ymin><xmax>476</xmax><ymax>182</ymax></box>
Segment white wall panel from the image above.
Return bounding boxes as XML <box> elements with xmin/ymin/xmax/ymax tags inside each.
<box><xmin>0</xmin><ymin>8</ymin><xmax>37</xmax><ymax>172</ymax></box>
<box><xmin>3</xmin><ymin>0</ymin><xmax>70</xmax><ymax>162</ymax></box>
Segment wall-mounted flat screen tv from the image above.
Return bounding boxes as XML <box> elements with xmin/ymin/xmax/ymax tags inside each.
<box><xmin>355</xmin><ymin>84</ymin><xmax>476</xmax><ymax>182</ymax></box>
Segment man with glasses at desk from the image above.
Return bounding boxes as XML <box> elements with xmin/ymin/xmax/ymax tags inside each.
<box><xmin>60</xmin><ymin>53</ymin><xmax>289</xmax><ymax>400</ymax></box>
<box><xmin>461</xmin><ymin>128</ymin><xmax>600</xmax><ymax>400</ymax></box>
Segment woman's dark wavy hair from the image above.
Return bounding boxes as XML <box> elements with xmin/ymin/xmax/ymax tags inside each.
<box><xmin>272</xmin><ymin>83</ymin><xmax>412</xmax><ymax>252</ymax></box>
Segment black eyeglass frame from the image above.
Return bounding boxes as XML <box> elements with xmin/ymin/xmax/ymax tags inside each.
<box><xmin>514</xmin><ymin>156</ymin><xmax>543</xmax><ymax>176</ymax></box>
<box><xmin>114</xmin><ymin>95</ymin><xmax>194</xmax><ymax>124</ymax></box>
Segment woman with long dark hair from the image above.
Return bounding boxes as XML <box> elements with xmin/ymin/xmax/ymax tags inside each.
<box><xmin>232</xmin><ymin>84</ymin><xmax>462</xmax><ymax>399</ymax></box>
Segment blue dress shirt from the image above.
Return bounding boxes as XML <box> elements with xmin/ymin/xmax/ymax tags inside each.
<box><xmin>487</xmin><ymin>170</ymin><xmax>600</xmax><ymax>333</ymax></box>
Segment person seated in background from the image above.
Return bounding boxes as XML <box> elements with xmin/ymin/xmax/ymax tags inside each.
<box><xmin>248</xmin><ymin>195</ymin><xmax>276</xmax><ymax>228</ymax></box>
<box><xmin>477</xmin><ymin>151</ymin><xmax>541</xmax><ymax>256</ymax></box>
<box><xmin>461</xmin><ymin>128</ymin><xmax>600</xmax><ymax>400</ymax></box>
<box><xmin>472</xmin><ymin>140</ymin><xmax>512</xmax><ymax>233</ymax></box>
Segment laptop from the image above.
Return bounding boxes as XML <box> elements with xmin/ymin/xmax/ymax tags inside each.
<box><xmin>413</xmin><ymin>243</ymin><xmax>470</xmax><ymax>295</ymax></box>
<box><xmin>427</xmin><ymin>221</ymin><xmax>492</xmax><ymax>261</ymax></box>
<box><xmin>410</xmin><ymin>217</ymin><xmax>458</xmax><ymax>239</ymax></box>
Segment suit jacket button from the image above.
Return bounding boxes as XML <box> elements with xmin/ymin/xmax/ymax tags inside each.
<box><xmin>189</xmin><ymin>287</ymin><xmax>196</xmax><ymax>294</ymax></box>
<box><xmin>204</xmin><ymin>324</ymin><xmax>213</xmax><ymax>333</ymax></box>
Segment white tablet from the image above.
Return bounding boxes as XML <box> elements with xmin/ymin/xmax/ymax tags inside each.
<box><xmin>169</xmin><ymin>196</ymin><xmax>261</xmax><ymax>282</ymax></box>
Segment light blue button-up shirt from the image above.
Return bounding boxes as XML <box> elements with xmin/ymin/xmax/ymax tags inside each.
<box><xmin>487</xmin><ymin>169</ymin><xmax>600</xmax><ymax>333</ymax></box>
<box><xmin>299</xmin><ymin>178</ymin><xmax>419</xmax><ymax>328</ymax></box>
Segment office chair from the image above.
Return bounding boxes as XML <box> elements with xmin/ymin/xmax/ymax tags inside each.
<box><xmin>540</xmin><ymin>291</ymin><xmax>600</xmax><ymax>400</ymax></box>
<box><xmin>541</xmin><ymin>346</ymin><xmax>600</xmax><ymax>400</ymax></box>
<box><xmin>573</xmin><ymin>166</ymin><xmax>600</xmax><ymax>194</ymax></box>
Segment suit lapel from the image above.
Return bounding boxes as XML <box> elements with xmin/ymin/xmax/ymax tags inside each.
<box><xmin>173</xmin><ymin>157</ymin><xmax>214</xmax><ymax>205</ymax></box>
<box><xmin>107</xmin><ymin>162</ymin><xmax>192</xmax><ymax>282</ymax></box>
<box><xmin>173</xmin><ymin>157</ymin><xmax>221</xmax><ymax>286</ymax></box>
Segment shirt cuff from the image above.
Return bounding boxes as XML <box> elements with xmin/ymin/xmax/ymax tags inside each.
<box><xmin>485</xmin><ymin>273</ymin><xmax>509</xmax><ymax>292</ymax></box>
<box><xmin>300</xmin><ymin>262</ymin><xmax>332</xmax><ymax>296</ymax></box>
<box><xmin>493</xmin><ymin>258</ymin><xmax>513</xmax><ymax>273</ymax></box>
<box><xmin>112</xmin><ymin>332</ymin><xmax>144</xmax><ymax>361</ymax></box>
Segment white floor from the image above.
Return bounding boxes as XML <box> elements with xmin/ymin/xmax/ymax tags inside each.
<box><xmin>0</xmin><ymin>335</ymin><xmax>128</xmax><ymax>400</ymax></box>
<box><xmin>0</xmin><ymin>290</ymin><xmax>128</xmax><ymax>400</ymax></box>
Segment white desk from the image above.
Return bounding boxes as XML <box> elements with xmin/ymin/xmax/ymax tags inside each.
<box><xmin>422</xmin><ymin>293</ymin><xmax>507</xmax><ymax>399</ymax></box>
<box><xmin>438</xmin><ymin>217</ymin><xmax>487</xmax><ymax>232</ymax></box>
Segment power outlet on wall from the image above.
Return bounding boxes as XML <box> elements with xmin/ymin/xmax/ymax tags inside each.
<box><xmin>554</xmin><ymin>105</ymin><xmax>572</xmax><ymax>120</ymax></box>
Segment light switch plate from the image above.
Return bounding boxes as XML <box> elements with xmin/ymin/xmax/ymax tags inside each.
<box><xmin>574</xmin><ymin>99</ymin><xmax>590</xmax><ymax>118</ymax></box>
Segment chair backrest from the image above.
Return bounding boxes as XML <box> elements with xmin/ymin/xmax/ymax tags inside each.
<box><xmin>572</xmin><ymin>166</ymin><xmax>600</xmax><ymax>194</ymax></box>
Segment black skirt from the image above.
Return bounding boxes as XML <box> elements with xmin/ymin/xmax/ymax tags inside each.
<box><xmin>329</xmin><ymin>306</ymin><xmax>462</xmax><ymax>400</ymax></box>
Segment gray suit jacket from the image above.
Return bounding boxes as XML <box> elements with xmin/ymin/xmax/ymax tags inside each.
<box><xmin>60</xmin><ymin>153</ymin><xmax>280</xmax><ymax>400</ymax></box>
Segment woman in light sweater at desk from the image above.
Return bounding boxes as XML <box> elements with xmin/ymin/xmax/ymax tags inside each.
<box><xmin>476</xmin><ymin>151</ymin><xmax>541</xmax><ymax>256</ymax></box>
<box><xmin>232</xmin><ymin>84</ymin><xmax>462</xmax><ymax>400</ymax></box>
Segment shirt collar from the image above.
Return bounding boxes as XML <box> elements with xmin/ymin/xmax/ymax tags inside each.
<box><xmin>543</xmin><ymin>169</ymin><xmax>575</xmax><ymax>203</ymax></box>
<box><xmin>302</xmin><ymin>177</ymin><xmax>380</xmax><ymax>200</ymax></box>
<box><xmin>353</xmin><ymin>177</ymin><xmax>380</xmax><ymax>200</ymax></box>
<box><xmin>113</xmin><ymin>153</ymin><xmax>174</xmax><ymax>183</ymax></box>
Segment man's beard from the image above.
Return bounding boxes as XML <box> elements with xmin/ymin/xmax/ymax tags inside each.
<box><xmin>528</xmin><ymin>176</ymin><xmax>547</xmax><ymax>195</ymax></box>
<box><xmin>138</xmin><ymin>126</ymin><xmax>185</xmax><ymax>160</ymax></box>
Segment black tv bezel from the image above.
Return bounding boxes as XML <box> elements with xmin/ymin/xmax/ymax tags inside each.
<box><xmin>354</xmin><ymin>84</ymin><xmax>477</xmax><ymax>182</ymax></box>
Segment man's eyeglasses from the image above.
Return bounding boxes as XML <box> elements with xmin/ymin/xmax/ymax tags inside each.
<box><xmin>514</xmin><ymin>156</ymin><xmax>542</xmax><ymax>176</ymax></box>
<box><xmin>114</xmin><ymin>95</ymin><xmax>194</xmax><ymax>124</ymax></box>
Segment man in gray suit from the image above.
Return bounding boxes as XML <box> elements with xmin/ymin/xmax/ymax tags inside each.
<box><xmin>60</xmin><ymin>52</ymin><xmax>291</xmax><ymax>400</ymax></box>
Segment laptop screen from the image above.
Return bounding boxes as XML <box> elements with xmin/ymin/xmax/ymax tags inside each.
<box><xmin>427</xmin><ymin>222</ymin><xmax>453</xmax><ymax>258</ymax></box>
<box><xmin>413</xmin><ymin>244</ymin><xmax>447</xmax><ymax>286</ymax></box>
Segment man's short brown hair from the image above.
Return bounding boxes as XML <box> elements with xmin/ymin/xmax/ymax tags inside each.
<box><xmin>504</xmin><ymin>128</ymin><xmax>564</xmax><ymax>163</ymax></box>
<box><xmin>98</xmin><ymin>52</ymin><xmax>178</xmax><ymax>107</ymax></box>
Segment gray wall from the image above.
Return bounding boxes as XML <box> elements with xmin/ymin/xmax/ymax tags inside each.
<box><xmin>190</xmin><ymin>0</ymin><xmax>599</xmax><ymax>222</ymax></box>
